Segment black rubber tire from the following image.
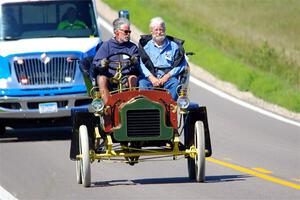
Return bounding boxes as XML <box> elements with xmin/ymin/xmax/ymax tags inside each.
<box><xmin>0</xmin><ymin>125</ymin><xmax>6</xmax><ymax>136</ymax></box>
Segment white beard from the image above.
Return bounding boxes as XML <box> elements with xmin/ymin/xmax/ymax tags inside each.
<box><xmin>153</xmin><ymin>35</ymin><xmax>166</xmax><ymax>43</ymax></box>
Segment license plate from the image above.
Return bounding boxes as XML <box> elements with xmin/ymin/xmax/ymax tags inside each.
<box><xmin>39</xmin><ymin>102</ymin><xmax>58</xmax><ymax>114</ymax></box>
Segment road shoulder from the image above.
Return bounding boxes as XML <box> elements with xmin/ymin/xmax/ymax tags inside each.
<box><xmin>96</xmin><ymin>0</ymin><xmax>300</xmax><ymax>122</ymax></box>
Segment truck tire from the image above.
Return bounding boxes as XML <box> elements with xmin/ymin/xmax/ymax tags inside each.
<box><xmin>0</xmin><ymin>125</ymin><xmax>5</xmax><ymax>136</ymax></box>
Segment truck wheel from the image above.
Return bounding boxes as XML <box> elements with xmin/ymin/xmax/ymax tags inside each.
<box><xmin>0</xmin><ymin>125</ymin><xmax>5</xmax><ymax>136</ymax></box>
<box><xmin>79</xmin><ymin>125</ymin><xmax>91</xmax><ymax>187</ymax></box>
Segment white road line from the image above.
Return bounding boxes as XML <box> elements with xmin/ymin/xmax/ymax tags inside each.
<box><xmin>101</xmin><ymin>18</ymin><xmax>114</xmax><ymax>34</ymax></box>
<box><xmin>190</xmin><ymin>76</ymin><xmax>300</xmax><ymax>127</ymax></box>
<box><xmin>1</xmin><ymin>11</ymin><xmax>298</xmax><ymax>200</ymax></box>
<box><xmin>0</xmin><ymin>186</ymin><xmax>18</xmax><ymax>200</ymax></box>
<box><xmin>100</xmin><ymin>18</ymin><xmax>300</xmax><ymax>128</ymax></box>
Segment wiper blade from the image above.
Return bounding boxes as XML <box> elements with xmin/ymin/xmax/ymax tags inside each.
<box><xmin>46</xmin><ymin>35</ymin><xmax>59</xmax><ymax>38</ymax></box>
<box><xmin>3</xmin><ymin>36</ymin><xmax>20</xmax><ymax>41</ymax></box>
<box><xmin>46</xmin><ymin>35</ymin><xmax>90</xmax><ymax>38</ymax></box>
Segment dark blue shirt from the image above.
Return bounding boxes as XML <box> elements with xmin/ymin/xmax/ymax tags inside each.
<box><xmin>92</xmin><ymin>38</ymin><xmax>139</xmax><ymax>78</ymax></box>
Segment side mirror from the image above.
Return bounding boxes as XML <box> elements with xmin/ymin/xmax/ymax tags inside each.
<box><xmin>118</xmin><ymin>10</ymin><xmax>130</xmax><ymax>20</ymax></box>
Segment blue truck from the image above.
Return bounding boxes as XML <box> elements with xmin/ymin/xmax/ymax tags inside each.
<box><xmin>0</xmin><ymin>0</ymin><xmax>102</xmax><ymax>134</ymax></box>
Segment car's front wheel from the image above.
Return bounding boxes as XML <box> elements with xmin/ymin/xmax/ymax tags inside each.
<box><xmin>75</xmin><ymin>159</ymin><xmax>82</xmax><ymax>184</ymax></box>
<box><xmin>187</xmin><ymin>120</ymin><xmax>205</xmax><ymax>182</ymax></box>
<box><xmin>194</xmin><ymin>121</ymin><xmax>205</xmax><ymax>182</ymax></box>
<box><xmin>79</xmin><ymin>125</ymin><xmax>91</xmax><ymax>187</ymax></box>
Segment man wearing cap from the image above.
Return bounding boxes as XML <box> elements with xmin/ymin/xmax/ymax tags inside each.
<box><xmin>138</xmin><ymin>17</ymin><xmax>187</xmax><ymax>100</ymax></box>
<box><xmin>92</xmin><ymin>18</ymin><xmax>139</xmax><ymax>103</ymax></box>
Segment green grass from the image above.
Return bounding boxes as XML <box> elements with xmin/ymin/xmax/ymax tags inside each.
<box><xmin>102</xmin><ymin>0</ymin><xmax>300</xmax><ymax>113</ymax></box>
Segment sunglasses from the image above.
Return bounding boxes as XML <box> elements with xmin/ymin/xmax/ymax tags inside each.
<box><xmin>119</xmin><ymin>29</ymin><xmax>131</xmax><ymax>34</ymax></box>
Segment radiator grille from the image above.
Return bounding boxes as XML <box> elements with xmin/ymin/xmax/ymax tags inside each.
<box><xmin>14</xmin><ymin>57</ymin><xmax>77</xmax><ymax>86</ymax></box>
<box><xmin>127</xmin><ymin>109</ymin><xmax>160</xmax><ymax>137</ymax></box>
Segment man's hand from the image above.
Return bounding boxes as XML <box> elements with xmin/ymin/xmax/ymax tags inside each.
<box><xmin>148</xmin><ymin>74</ymin><xmax>161</xmax><ymax>87</ymax></box>
<box><xmin>159</xmin><ymin>73</ymin><xmax>171</xmax><ymax>86</ymax></box>
<box><xmin>130</xmin><ymin>56</ymin><xmax>138</xmax><ymax>65</ymax></box>
<box><xmin>100</xmin><ymin>58</ymin><xmax>109</xmax><ymax>68</ymax></box>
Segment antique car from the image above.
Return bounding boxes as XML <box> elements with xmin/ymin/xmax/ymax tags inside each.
<box><xmin>69</xmin><ymin>52</ymin><xmax>212</xmax><ymax>187</ymax></box>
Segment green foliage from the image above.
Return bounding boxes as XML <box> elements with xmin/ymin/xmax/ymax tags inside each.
<box><xmin>103</xmin><ymin>0</ymin><xmax>300</xmax><ymax>112</ymax></box>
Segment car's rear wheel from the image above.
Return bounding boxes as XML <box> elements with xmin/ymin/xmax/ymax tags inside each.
<box><xmin>79</xmin><ymin>125</ymin><xmax>91</xmax><ymax>187</ymax></box>
<box><xmin>187</xmin><ymin>121</ymin><xmax>205</xmax><ymax>182</ymax></box>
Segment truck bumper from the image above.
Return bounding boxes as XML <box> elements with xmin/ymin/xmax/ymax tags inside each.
<box><xmin>0</xmin><ymin>94</ymin><xmax>91</xmax><ymax>119</ymax></box>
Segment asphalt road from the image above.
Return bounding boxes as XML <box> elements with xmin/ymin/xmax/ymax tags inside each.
<box><xmin>1</xmin><ymin>15</ymin><xmax>300</xmax><ymax>200</ymax></box>
<box><xmin>1</xmin><ymin>82</ymin><xmax>300</xmax><ymax>199</ymax></box>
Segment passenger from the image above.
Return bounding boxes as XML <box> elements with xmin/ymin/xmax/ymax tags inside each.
<box><xmin>57</xmin><ymin>7</ymin><xmax>88</xmax><ymax>30</ymax></box>
<box><xmin>92</xmin><ymin>18</ymin><xmax>139</xmax><ymax>103</ymax></box>
<box><xmin>138</xmin><ymin>17</ymin><xmax>187</xmax><ymax>100</ymax></box>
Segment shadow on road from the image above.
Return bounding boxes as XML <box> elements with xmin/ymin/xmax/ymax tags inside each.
<box><xmin>0</xmin><ymin>127</ymin><xmax>72</xmax><ymax>143</ymax></box>
<box><xmin>92</xmin><ymin>174</ymin><xmax>251</xmax><ymax>187</ymax></box>
<box><xmin>205</xmin><ymin>174</ymin><xmax>252</xmax><ymax>183</ymax></box>
<box><xmin>93</xmin><ymin>177</ymin><xmax>190</xmax><ymax>187</ymax></box>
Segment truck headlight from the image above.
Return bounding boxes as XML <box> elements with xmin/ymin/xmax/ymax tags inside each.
<box><xmin>0</xmin><ymin>78</ymin><xmax>11</xmax><ymax>89</ymax></box>
<box><xmin>91</xmin><ymin>99</ymin><xmax>105</xmax><ymax>112</ymax></box>
<box><xmin>177</xmin><ymin>95</ymin><xmax>190</xmax><ymax>109</ymax></box>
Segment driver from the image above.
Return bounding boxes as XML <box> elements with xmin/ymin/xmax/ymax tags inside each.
<box><xmin>57</xmin><ymin>7</ymin><xmax>88</xmax><ymax>30</ymax></box>
<box><xmin>92</xmin><ymin>18</ymin><xmax>139</xmax><ymax>103</ymax></box>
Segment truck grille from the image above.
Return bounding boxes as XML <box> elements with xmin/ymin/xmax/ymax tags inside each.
<box><xmin>127</xmin><ymin>109</ymin><xmax>160</xmax><ymax>137</ymax></box>
<box><xmin>14</xmin><ymin>57</ymin><xmax>77</xmax><ymax>86</ymax></box>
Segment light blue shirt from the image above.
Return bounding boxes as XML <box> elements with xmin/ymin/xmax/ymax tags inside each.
<box><xmin>140</xmin><ymin>38</ymin><xmax>187</xmax><ymax>78</ymax></box>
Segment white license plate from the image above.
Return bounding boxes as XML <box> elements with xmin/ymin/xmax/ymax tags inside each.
<box><xmin>39</xmin><ymin>102</ymin><xmax>58</xmax><ymax>114</ymax></box>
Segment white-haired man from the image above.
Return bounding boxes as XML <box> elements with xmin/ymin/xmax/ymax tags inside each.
<box><xmin>138</xmin><ymin>17</ymin><xmax>187</xmax><ymax>100</ymax></box>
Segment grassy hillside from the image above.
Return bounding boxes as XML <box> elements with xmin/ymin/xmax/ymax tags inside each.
<box><xmin>102</xmin><ymin>0</ymin><xmax>300</xmax><ymax>113</ymax></box>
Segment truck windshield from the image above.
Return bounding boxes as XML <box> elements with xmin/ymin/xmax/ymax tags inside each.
<box><xmin>0</xmin><ymin>0</ymin><xmax>99</xmax><ymax>41</ymax></box>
